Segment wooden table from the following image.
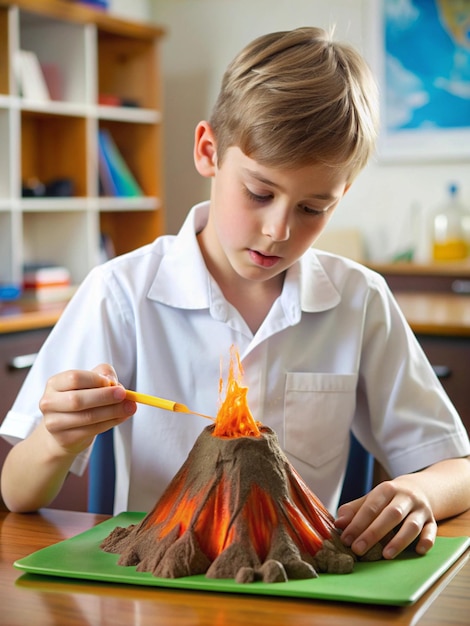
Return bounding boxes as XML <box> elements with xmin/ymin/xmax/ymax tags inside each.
<box><xmin>1</xmin><ymin>508</ymin><xmax>469</xmax><ymax>626</ymax></box>
<box><xmin>0</xmin><ymin>300</ymin><xmax>66</xmax><ymax>334</ymax></box>
<box><xmin>395</xmin><ymin>292</ymin><xmax>470</xmax><ymax>337</ymax></box>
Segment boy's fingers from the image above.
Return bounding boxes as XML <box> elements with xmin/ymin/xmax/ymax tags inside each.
<box><xmin>93</xmin><ymin>363</ymin><xmax>119</xmax><ymax>385</ymax></box>
<box><xmin>382</xmin><ymin>517</ymin><xmax>436</xmax><ymax>559</ymax></box>
<box><xmin>335</xmin><ymin>497</ymin><xmax>364</xmax><ymax>529</ymax></box>
<box><xmin>339</xmin><ymin>487</ymin><xmax>395</xmax><ymax>546</ymax></box>
<box><xmin>48</xmin><ymin>367</ymin><xmax>118</xmax><ymax>393</ymax></box>
<box><xmin>59</xmin><ymin>385</ymin><xmax>127</xmax><ymax>413</ymax></box>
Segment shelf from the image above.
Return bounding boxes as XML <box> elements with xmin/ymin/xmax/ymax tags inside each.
<box><xmin>21</xmin><ymin>110</ymin><xmax>88</xmax><ymax>196</ymax></box>
<box><xmin>20</xmin><ymin>99</ymin><xmax>91</xmax><ymax>116</ymax></box>
<box><xmin>98</xmin><ymin>196</ymin><xmax>160</xmax><ymax>212</ymax></box>
<box><xmin>97</xmin><ymin>105</ymin><xmax>161</xmax><ymax>124</ymax></box>
<box><xmin>369</xmin><ymin>261</ymin><xmax>470</xmax><ymax>277</ymax></box>
<box><xmin>22</xmin><ymin>209</ymin><xmax>97</xmax><ymax>283</ymax></box>
<box><xmin>19</xmin><ymin>196</ymin><xmax>161</xmax><ymax>212</ymax></box>
<box><xmin>100</xmin><ymin>208</ymin><xmax>162</xmax><ymax>257</ymax></box>
<box><xmin>0</xmin><ymin>0</ymin><xmax>165</xmax><ymax>40</ymax></box>
<box><xmin>97</xmin><ymin>28</ymin><xmax>160</xmax><ymax>110</ymax></box>
<box><xmin>0</xmin><ymin>1</ymin><xmax>165</xmax><ymax>287</ymax></box>
<box><xmin>20</xmin><ymin>197</ymin><xmax>90</xmax><ymax>211</ymax></box>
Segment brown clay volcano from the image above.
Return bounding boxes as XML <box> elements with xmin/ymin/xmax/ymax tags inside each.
<box><xmin>101</xmin><ymin>348</ymin><xmax>382</xmax><ymax>582</ymax></box>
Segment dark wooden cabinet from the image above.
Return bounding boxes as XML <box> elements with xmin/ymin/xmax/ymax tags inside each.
<box><xmin>0</xmin><ymin>327</ymin><xmax>89</xmax><ymax>511</ymax></box>
<box><xmin>377</xmin><ymin>265</ymin><xmax>470</xmax><ymax>439</ymax></box>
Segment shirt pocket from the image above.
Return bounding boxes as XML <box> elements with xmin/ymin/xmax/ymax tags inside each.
<box><xmin>284</xmin><ymin>372</ymin><xmax>357</xmax><ymax>468</ymax></box>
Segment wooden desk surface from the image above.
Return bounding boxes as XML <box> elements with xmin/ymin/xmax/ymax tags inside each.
<box><xmin>1</xmin><ymin>268</ymin><xmax>470</xmax><ymax>340</ymax></box>
<box><xmin>369</xmin><ymin>260</ymin><xmax>470</xmax><ymax>277</ymax></box>
<box><xmin>1</xmin><ymin>291</ymin><xmax>469</xmax><ymax>339</ymax></box>
<box><xmin>0</xmin><ymin>301</ymin><xmax>66</xmax><ymax>334</ymax></box>
<box><xmin>1</xmin><ymin>508</ymin><xmax>469</xmax><ymax>626</ymax></box>
<box><xmin>395</xmin><ymin>292</ymin><xmax>470</xmax><ymax>337</ymax></box>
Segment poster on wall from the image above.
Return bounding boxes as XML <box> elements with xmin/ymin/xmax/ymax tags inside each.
<box><xmin>368</xmin><ymin>0</ymin><xmax>470</xmax><ymax>162</ymax></box>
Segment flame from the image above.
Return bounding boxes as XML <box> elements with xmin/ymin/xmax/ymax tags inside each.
<box><xmin>212</xmin><ymin>345</ymin><xmax>260</xmax><ymax>438</ymax></box>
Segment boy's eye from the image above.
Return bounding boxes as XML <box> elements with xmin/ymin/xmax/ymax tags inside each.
<box><xmin>244</xmin><ymin>187</ymin><xmax>272</xmax><ymax>203</ymax></box>
<box><xmin>244</xmin><ymin>186</ymin><xmax>330</xmax><ymax>215</ymax></box>
<box><xmin>302</xmin><ymin>205</ymin><xmax>327</xmax><ymax>216</ymax></box>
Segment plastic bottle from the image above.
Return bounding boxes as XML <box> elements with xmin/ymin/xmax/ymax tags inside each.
<box><xmin>432</xmin><ymin>183</ymin><xmax>470</xmax><ymax>261</ymax></box>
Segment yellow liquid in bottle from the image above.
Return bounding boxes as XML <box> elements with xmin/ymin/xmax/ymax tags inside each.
<box><xmin>432</xmin><ymin>239</ymin><xmax>468</xmax><ymax>261</ymax></box>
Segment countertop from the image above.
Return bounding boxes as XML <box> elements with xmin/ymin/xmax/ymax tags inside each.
<box><xmin>2</xmin><ymin>291</ymin><xmax>470</xmax><ymax>337</ymax></box>
<box><xmin>395</xmin><ymin>292</ymin><xmax>470</xmax><ymax>337</ymax></box>
<box><xmin>1</xmin><ymin>507</ymin><xmax>469</xmax><ymax>626</ymax></box>
<box><xmin>0</xmin><ymin>301</ymin><xmax>67</xmax><ymax>334</ymax></box>
<box><xmin>369</xmin><ymin>260</ymin><xmax>470</xmax><ymax>276</ymax></box>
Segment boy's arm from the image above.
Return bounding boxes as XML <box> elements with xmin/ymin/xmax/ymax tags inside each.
<box><xmin>335</xmin><ymin>456</ymin><xmax>470</xmax><ymax>559</ymax></box>
<box><xmin>0</xmin><ymin>364</ymin><xmax>136</xmax><ymax>513</ymax></box>
<box><xmin>1</xmin><ymin>421</ymin><xmax>79</xmax><ymax>512</ymax></box>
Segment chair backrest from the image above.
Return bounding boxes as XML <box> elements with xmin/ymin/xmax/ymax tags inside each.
<box><xmin>88</xmin><ymin>429</ymin><xmax>115</xmax><ymax>514</ymax></box>
<box><xmin>88</xmin><ymin>430</ymin><xmax>374</xmax><ymax>514</ymax></box>
<box><xmin>339</xmin><ymin>433</ymin><xmax>374</xmax><ymax>505</ymax></box>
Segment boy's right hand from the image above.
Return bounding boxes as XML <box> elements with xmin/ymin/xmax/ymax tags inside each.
<box><xmin>39</xmin><ymin>363</ymin><xmax>137</xmax><ymax>457</ymax></box>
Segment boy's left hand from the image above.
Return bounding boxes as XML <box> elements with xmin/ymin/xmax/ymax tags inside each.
<box><xmin>334</xmin><ymin>478</ymin><xmax>437</xmax><ymax>559</ymax></box>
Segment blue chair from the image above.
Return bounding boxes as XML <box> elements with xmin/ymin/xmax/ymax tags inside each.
<box><xmin>88</xmin><ymin>430</ymin><xmax>116</xmax><ymax>514</ymax></box>
<box><xmin>88</xmin><ymin>430</ymin><xmax>374</xmax><ymax>514</ymax></box>
<box><xmin>339</xmin><ymin>433</ymin><xmax>374</xmax><ymax>505</ymax></box>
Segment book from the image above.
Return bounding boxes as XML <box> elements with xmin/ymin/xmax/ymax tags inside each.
<box><xmin>98</xmin><ymin>129</ymin><xmax>143</xmax><ymax>197</ymax></box>
<box><xmin>14</xmin><ymin>50</ymin><xmax>50</xmax><ymax>102</ymax></box>
<box><xmin>0</xmin><ymin>283</ymin><xmax>21</xmax><ymax>302</ymax></box>
<box><xmin>22</xmin><ymin>264</ymin><xmax>72</xmax><ymax>302</ymax></box>
<box><xmin>22</xmin><ymin>284</ymin><xmax>77</xmax><ymax>303</ymax></box>
<box><xmin>23</xmin><ymin>264</ymin><xmax>71</xmax><ymax>288</ymax></box>
<box><xmin>73</xmin><ymin>0</ymin><xmax>109</xmax><ymax>9</ymax></box>
<box><xmin>41</xmin><ymin>63</ymin><xmax>63</xmax><ymax>101</ymax></box>
<box><xmin>97</xmin><ymin>138</ymin><xmax>118</xmax><ymax>196</ymax></box>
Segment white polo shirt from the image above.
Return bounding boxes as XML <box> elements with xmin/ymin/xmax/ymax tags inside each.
<box><xmin>1</xmin><ymin>202</ymin><xmax>469</xmax><ymax>514</ymax></box>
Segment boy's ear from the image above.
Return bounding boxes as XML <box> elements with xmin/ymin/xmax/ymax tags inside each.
<box><xmin>194</xmin><ymin>121</ymin><xmax>217</xmax><ymax>177</ymax></box>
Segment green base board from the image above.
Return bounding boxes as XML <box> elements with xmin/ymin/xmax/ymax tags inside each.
<box><xmin>14</xmin><ymin>512</ymin><xmax>470</xmax><ymax>606</ymax></box>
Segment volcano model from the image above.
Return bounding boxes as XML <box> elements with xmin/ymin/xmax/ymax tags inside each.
<box><xmin>101</xmin><ymin>347</ymin><xmax>382</xmax><ymax>583</ymax></box>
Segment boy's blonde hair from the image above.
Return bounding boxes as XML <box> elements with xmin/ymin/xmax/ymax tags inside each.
<box><xmin>210</xmin><ymin>27</ymin><xmax>379</xmax><ymax>181</ymax></box>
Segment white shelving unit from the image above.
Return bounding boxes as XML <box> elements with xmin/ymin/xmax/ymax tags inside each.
<box><xmin>0</xmin><ymin>0</ymin><xmax>165</xmax><ymax>288</ymax></box>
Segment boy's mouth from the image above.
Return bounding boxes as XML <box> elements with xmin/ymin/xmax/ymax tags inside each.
<box><xmin>248</xmin><ymin>249</ymin><xmax>281</xmax><ymax>268</ymax></box>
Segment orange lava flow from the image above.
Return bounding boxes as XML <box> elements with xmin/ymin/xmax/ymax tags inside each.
<box><xmin>212</xmin><ymin>345</ymin><xmax>260</xmax><ymax>438</ymax></box>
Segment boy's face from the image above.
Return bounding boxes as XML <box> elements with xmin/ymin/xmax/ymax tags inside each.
<box><xmin>198</xmin><ymin>142</ymin><xmax>350</xmax><ymax>289</ymax></box>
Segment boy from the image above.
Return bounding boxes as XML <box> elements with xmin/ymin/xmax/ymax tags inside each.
<box><xmin>1</xmin><ymin>27</ymin><xmax>469</xmax><ymax>562</ymax></box>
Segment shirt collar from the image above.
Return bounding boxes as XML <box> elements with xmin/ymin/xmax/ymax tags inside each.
<box><xmin>147</xmin><ymin>201</ymin><xmax>340</xmax><ymax>315</ymax></box>
<box><xmin>147</xmin><ymin>202</ymin><xmax>212</xmax><ymax>309</ymax></box>
<box><xmin>299</xmin><ymin>250</ymin><xmax>341</xmax><ymax>312</ymax></box>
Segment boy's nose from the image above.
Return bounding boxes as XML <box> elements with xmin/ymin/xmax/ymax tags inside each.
<box><xmin>262</xmin><ymin>208</ymin><xmax>290</xmax><ymax>242</ymax></box>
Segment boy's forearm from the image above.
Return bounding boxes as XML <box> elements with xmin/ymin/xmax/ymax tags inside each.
<box><xmin>0</xmin><ymin>422</ymin><xmax>77</xmax><ymax>512</ymax></box>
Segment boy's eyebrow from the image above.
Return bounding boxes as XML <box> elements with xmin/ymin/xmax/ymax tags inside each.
<box><xmin>242</xmin><ymin>167</ymin><xmax>338</xmax><ymax>201</ymax></box>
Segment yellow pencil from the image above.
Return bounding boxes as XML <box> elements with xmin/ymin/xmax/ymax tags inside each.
<box><xmin>125</xmin><ymin>389</ymin><xmax>214</xmax><ymax>421</ymax></box>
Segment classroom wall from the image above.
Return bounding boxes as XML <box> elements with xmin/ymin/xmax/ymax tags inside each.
<box><xmin>139</xmin><ymin>0</ymin><xmax>469</xmax><ymax>261</ymax></box>
<box><xmin>108</xmin><ymin>0</ymin><xmax>150</xmax><ymax>20</ymax></box>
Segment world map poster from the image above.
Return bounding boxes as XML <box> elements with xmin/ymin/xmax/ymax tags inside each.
<box><xmin>377</xmin><ymin>0</ymin><xmax>470</xmax><ymax>160</ymax></box>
